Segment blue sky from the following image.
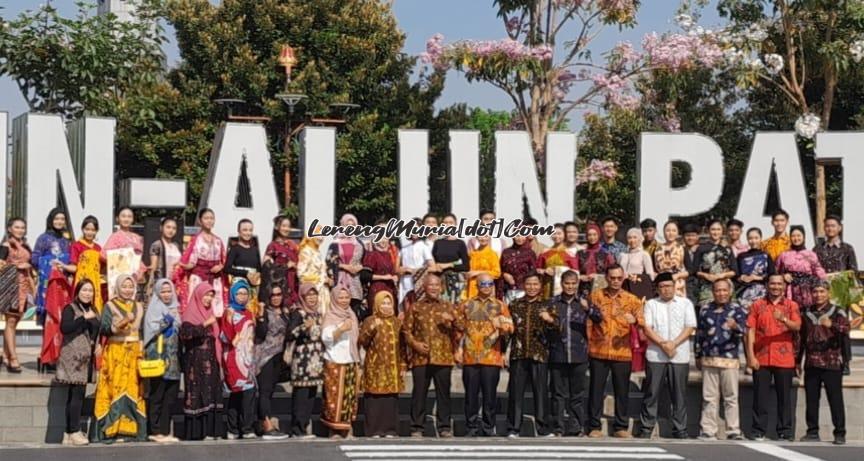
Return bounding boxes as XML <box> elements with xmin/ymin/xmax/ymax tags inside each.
<box><xmin>0</xmin><ymin>0</ymin><xmax>723</xmax><ymax>121</ymax></box>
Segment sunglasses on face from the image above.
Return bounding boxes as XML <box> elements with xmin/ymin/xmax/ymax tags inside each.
<box><xmin>478</xmin><ymin>281</ymin><xmax>495</xmax><ymax>288</ymax></box>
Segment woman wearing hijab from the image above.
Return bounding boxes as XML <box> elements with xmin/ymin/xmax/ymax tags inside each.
<box><xmin>297</xmin><ymin>234</ymin><xmax>330</xmax><ymax>313</ymax></box>
<box><xmin>1</xmin><ymin>217</ymin><xmax>33</xmax><ymax>373</ymax></box>
<box><xmin>776</xmin><ymin>226</ymin><xmax>827</xmax><ymax>309</ymax></box>
<box><xmin>618</xmin><ymin>227</ymin><xmax>656</xmax><ymax>299</ymax></box>
<box><xmin>143</xmin><ymin>279</ymin><xmax>181</xmax><ymax>443</ymax></box>
<box><xmin>92</xmin><ymin>274</ymin><xmax>147</xmax><ymax>443</ymax></box>
<box><xmin>179</xmin><ymin>282</ymin><xmax>222</xmax><ymax>441</ymax></box>
<box><xmin>286</xmin><ymin>283</ymin><xmax>325</xmax><ymax>438</ymax></box>
<box><xmin>55</xmin><ymin>279</ymin><xmax>100</xmax><ymax>446</ymax></box>
<box><xmin>253</xmin><ymin>283</ymin><xmax>291</xmax><ymax>440</ymax></box>
<box><xmin>321</xmin><ymin>287</ymin><xmax>361</xmax><ymax>438</ymax></box>
<box><xmin>576</xmin><ymin>223</ymin><xmax>616</xmax><ymax>297</ymax></box>
<box><xmin>327</xmin><ymin>214</ymin><xmax>366</xmax><ymax>319</ymax></box>
<box><xmin>32</xmin><ymin>208</ymin><xmax>72</xmax><ymax>372</ymax></box>
<box><xmin>363</xmin><ymin>235</ymin><xmax>399</xmax><ymax>315</ymax></box>
<box><xmin>359</xmin><ymin>291</ymin><xmax>404</xmax><ymax>438</ymax></box>
<box><xmin>221</xmin><ymin>279</ymin><xmax>257</xmax><ymax>439</ymax></box>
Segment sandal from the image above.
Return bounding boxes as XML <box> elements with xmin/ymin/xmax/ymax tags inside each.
<box><xmin>6</xmin><ymin>357</ymin><xmax>22</xmax><ymax>373</ymax></box>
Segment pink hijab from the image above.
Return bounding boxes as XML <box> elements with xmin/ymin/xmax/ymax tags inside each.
<box><xmin>181</xmin><ymin>282</ymin><xmax>221</xmax><ymax>358</ymax></box>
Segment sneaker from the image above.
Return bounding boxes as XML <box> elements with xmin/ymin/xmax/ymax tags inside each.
<box><xmin>371</xmin><ymin>435</ymin><xmax>381</xmax><ymax>439</ymax></box>
<box><xmin>799</xmin><ymin>434</ymin><xmax>820</xmax><ymax>442</ymax></box>
<box><xmin>778</xmin><ymin>433</ymin><xmax>794</xmax><ymax>442</ymax></box>
<box><xmin>226</xmin><ymin>432</ymin><xmax>240</xmax><ymax>440</ymax></box>
<box><xmin>298</xmin><ymin>434</ymin><xmax>317</xmax><ymax>440</ymax></box>
<box><xmin>384</xmin><ymin>434</ymin><xmax>397</xmax><ymax>439</ymax></box>
<box><xmin>698</xmin><ymin>433</ymin><xmax>717</xmax><ymax>441</ymax></box>
<box><xmin>410</xmin><ymin>431</ymin><xmax>424</xmax><ymax>439</ymax></box>
<box><xmin>726</xmin><ymin>432</ymin><xmax>744</xmax><ymax>441</ymax></box>
<box><xmin>673</xmin><ymin>432</ymin><xmax>689</xmax><ymax>440</ymax></box>
<box><xmin>69</xmin><ymin>432</ymin><xmax>90</xmax><ymax>446</ymax></box>
<box><xmin>833</xmin><ymin>436</ymin><xmax>846</xmax><ymax>445</ymax></box>
<box><xmin>262</xmin><ymin>430</ymin><xmax>289</xmax><ymax>441</ymax></box>
<box><xmin>507</xmin><ymin>433</ymin><xmax>519</xmax><ymax>439</ymax></box>
<box><xmin>242</xmin><ymin>432</ymin><xmax>258</xmax><ymax>439</ymax></box>
<box><xmin>540</xmin><ymin>433</ymin><xmax>557</xmax><ymax>438</ymax></box>
<box><xmin>148</xmin><ymin>435</ymin><xmax>164</xmax><ymax>442</ymax></box>
<box><xmin>162</xmin><ymin>435</ymin><xmax>180</xmax><ymax>443</ymax></box>
<box><xmin>588</xmin><ymin>430</ymin><xmax>604</xmax><ymax>438</ymax></box>
<box><xmin>613</xmin><ymin>430</ymin><xmax>632</xmax><ymax>439</ymax></box>
<box><xmin>204</xmin><ymin>436</ymin><xmax>218</xmax><ymax>441</ymax></box>
<box><xmin>750</xmin><ymin>434</ymin><xmax>765</xmax><ymax>442</ymax></box>
<box><xmin>62</xmin><ymin>433</ymin><xmax>72</xmax><ymax>446</ymax></box>
<box><xmin>439</xmin><ymin>430</ymin><xmax>453</xmax><ymax>438</ymax></box>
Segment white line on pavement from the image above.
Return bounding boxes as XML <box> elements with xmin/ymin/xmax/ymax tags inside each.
<box><xmin>342</xmin><ymin>451</ymin><xmax>684</xmax><ymax>459</ymax></box>
<box><xmin>738</xmin><ymin>442</ymin><xmax>825</xmax><ymax>461</ymax></box>
<box><xmin>340</xmin><ymin>445</ymin><xmax>668</xmax><ymax>453</ymax></box>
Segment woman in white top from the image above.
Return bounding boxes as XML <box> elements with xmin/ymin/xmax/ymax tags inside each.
<box><xmin>320</xmin><ymin>287</ymin><xmax>361</xmax><ymax>438</ymax></box>
<box><xmin>618</xmin><ymin>228</ymin><xmax>656</xmax><ymax>299</ymax></box>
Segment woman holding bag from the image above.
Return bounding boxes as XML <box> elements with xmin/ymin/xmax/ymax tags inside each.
<box><xmin>142</xmin><ymin>279</ymin><xmax>181</xmax><ymax>443</ymax></box>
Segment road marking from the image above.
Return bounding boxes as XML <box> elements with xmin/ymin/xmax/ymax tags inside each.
<box><xmin>739</xmin><ymin>442</ymin><xmax>825</xmax><ymax>461</ymax></box>
<box><xmin>341</xmin><ymin>445</ymin><xmax>669</xmax><ymax>452</ymax></box>
<box><xmin>340</xmin><ymin>444</ymin><xmax>684</xmax><ymax>460</ymax></box>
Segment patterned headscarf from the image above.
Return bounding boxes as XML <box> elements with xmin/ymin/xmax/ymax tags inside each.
<box><xmin>229</xmin><ymin>279</ymin><xmax>251</xmax><ymax>311</ymax></box>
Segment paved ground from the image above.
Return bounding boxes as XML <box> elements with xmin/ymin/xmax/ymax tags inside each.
<box><xmin>0</xmin><ymin>438</ymin><xmax>860</xmax><ymax>461</ymax></box>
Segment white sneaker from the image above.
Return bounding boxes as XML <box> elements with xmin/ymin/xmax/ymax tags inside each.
<box><xmin>226</xmin><ymin>432</ymin><xmax>240</xmax><ymax>440</ymax></box>
<box><xmin>62</xmin><ymin>433</ymin><xmax>72</xmax><ymax>446</ymax></box>
<box><xmin>507</xmin><ymin>433</ymin><xmax>519</xmax><ymax>439</ymax></box>
<box><xmin>242</xmin><ymin>432</ymin><xmax>258</xmax><ymax>439</ymax></box>
<box><xmin>69</xmin><ymin>432</ymin><xmax>90</xmax><ymax>446</ymax></box>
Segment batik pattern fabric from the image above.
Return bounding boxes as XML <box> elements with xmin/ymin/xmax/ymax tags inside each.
<box><xmin>576</xmin><ymin>245</ymin><xmax>615</xmax><ymax>297</ymax></box>
<box><xmin>31</xmin><ymin>232</ymin><xmax>69</xmax><ymax>318</ymax></box>
<box><xmin>2</xmin><ymin>242</ymin><xmax>33</xmax><ymax>317</ymax></box>
<box><xmin>586</xmin><ymin>289</ymin><xmax>644</xmax><ymax>362</ymax></box>
<box><xmin>220</xmin><ymin>308</ymin><xmax>256</xmax><ymax>392</ymax></box>
<box><xmin>762</xmin><ymin>234</ymin><xmax>790</xmax><ymax>262</ymax></box>
<box><xmin>747</xmin><ymin>298</ymin><xmax>801</xmax><ymax>368</ymax></box>
<box><xmin>466</xmin><ymin>246</ymin><xmax>501</xmax><ymax>300</ymax></box>
<box><xmin>71</xmin><ymin>240</ymin><xmax>104</xmax><ymax>311</ymax></box>
<box><xmin>180</xmin><ymin>322</ymin><xmax>223</xmax><ymax>416</ymax></box>
<box><xmin>102</xmin><ymin>231</ymin><xmax>145</xmax><ymax>299</ymax></box>
<box><xmin>696</xmin><ymin>244</ymin><xmax>738</xmax><ymax>306</ymax></box>
<box><xmin>776</xmin><ymin>249</ymin><xmax>827</xmax><ymax>309</ymax></box>
<box><xmin>321</xmin><ymin>361</ymin><xmax>361</xmax><ymax>431</ymax></box>
<box><xmin>327</xmin><ymin>239</ymin><xmax>365</xmax><ymax>300</ymax></box>
<box><xmin>358</xmin><ymin>315</ymin><xmax>404</xmax><ymax>394</ymax></box>
<box><xmin>735</xmin><ymin>249</ymin><xmax>773</xmax><ymax>311</ymax></box>
<box><xmin>499</xmin><ymin>244</ymin><xmax>537</xmax><ymax>293</ymax></box>
<box><xmin>814</xmin><ymin>241</ymin><xmax>858</xmax><ymax>273</ymax></box>
<box><xmin>92</xmin><ymin>300</ymin><xmax>146</xmax><ymax>443</ymax></box>
<box><xmin>695</xmin><ymin>302</ymin><xmax>747</xmax><ymax>368</ymax></box>
<box><xmin>287</xmin><ymin>308</ymin><xmax>325</xmax><ymax>387</ymax></box>
<box><xmin>536</xmin><ymin>247</ymin><xmax>578</xmax><ymax>298</ymax></box>
<box><xmin>799</xmin><ymin>303</ymin><xmax>850</xmax><ymax>371</ymax></box>
<box><xmin>654</xmin><ymin>242</ymin><xmax>687</xmax><ymax>297</ymax></box>
<box><xmin>174</xmin><ymin>233</ymin><xmax>228</xmax><ymax>318</ymax></box>
<box><xmin>265</xmin><ymin>239</ymin><xmax>300</xmax><ymax>305</ymax></box>
<box><xmin>508</xmin><ymin>297</ymin><xmax>557</xmax><ymax>362</ymax></box>
<box><xmin>460</xmin><ymin>296</ymin><xmax>513</xmax><ymax>367</ymax></box>
<box><xmin>401</xmin><ymin>296</ymin><xmax>463</xmax><ymax>368</ymax></box>
<box><xmin>297</xmin><ymin>244</ymin><xmax>330</xmax><ymax>314</ymax></box>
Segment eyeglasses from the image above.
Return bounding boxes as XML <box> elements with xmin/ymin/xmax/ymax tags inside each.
<box><xmin>478</xmin><ymin>281</ymin><xmax>495</xmax><ymax>288</ymax></box>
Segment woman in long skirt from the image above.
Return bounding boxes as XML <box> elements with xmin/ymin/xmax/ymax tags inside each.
<box><xmin>175</xmin><ymin>208</ymin><xmax>228</xmax><ymax>318</ymax></box>
<box><xmin>286</xmin><ymin>283</ymin><xmax>325</xmax><ymax>438</ymax></box>
<box><xmin>1</xmin><ymin>217</ymin><xmax>33</xmax><ymax>373</ymax></box>
<box><xmin>321</xmin><ymin>287</ymin><xmax>361</xmax><ymax>438</ymax></box>
<box><xmin>32</xmin><ymin>208</ymin><xmax>72</xmax><ymax>372</ymax></box>
<box><xmin>359</xmin><ymin>291</ymin><xmax>404</xmax><ymax>437</ymax></box>
<box><xmin>179</xmin><ymin>282</ymin><xmax>223</xmax><ymax>441</ymax></box>
<box><xmin>221</xmin><ymin>279</ymin><xmax>257</xmax><ymax>439</ymax></box>
<box><xmin>142</xmin><ymin>279</ymin><xmax>181</xmax><ymax>443</ymax></box>
<box><xmin>70</xmin><ymin>216</ymin><xmax>104</xmax><ymax>312</ymax></box>
<box><xmin>91</xmin><ymin>274</ymin><xmax>147</xmax><ymax>443</ymax></box>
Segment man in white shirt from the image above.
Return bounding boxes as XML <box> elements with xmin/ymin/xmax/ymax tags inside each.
<box><xmin>399</xmin><ymin>219</ymin><xmax>434</xmax><ymax>307</ymax></box>
<box><xmin>637</xmin><ymin>272</ymin><xmax>696</xmax><ymax>439</ymax></box>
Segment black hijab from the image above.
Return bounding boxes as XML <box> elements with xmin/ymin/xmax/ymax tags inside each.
<box><xmin>789</xmin><ymin>225</ymin><xmax>806</xmax><ymax>251</ymax></box>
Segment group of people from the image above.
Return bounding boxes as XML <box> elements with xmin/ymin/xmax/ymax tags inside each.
<box><xmin>0</xmin><ymin>207</ymin><xmax>857</xmax><ymax>445</ymax></box>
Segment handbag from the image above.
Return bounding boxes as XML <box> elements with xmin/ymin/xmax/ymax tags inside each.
<box><xmin>138</xmin><ymin>335</ymin><xmax>166</xmax><ymax>378</ymax></box>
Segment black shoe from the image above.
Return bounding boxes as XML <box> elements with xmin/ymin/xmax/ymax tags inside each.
<box><xmin>673</xmin><ymin>432</ymin><xmax>689</xmax><ymax>440</ymax></box>
<box><xmin>636</xmin><ymin>430</ymin><xmax>652</xmax><ymax>439</ymax></box>
<box><xmin>842</xmin><ymin>362</ymin><xmax>851</xmax><ymax>376</ymax></box>
<box><xmin>750</xmin><ymin>434</ymin><xmax>765</xmax><ymax>441</ymax></box>
<box><xmin>833</xmin><ymin>436</ymin><xmax>846</xmax><ymax>445</ymax></box>
<box><xmin>778</xmin><ymin>433</ymin><xmax>794</xmax><ymax>442</ymax></box>
<box><xmin>261</xmin><ymin>430</ymin><xmax>289</xmax><ymax>441</ymax></box>
<box><xmin>799</xmin><ymin>433</ymin><xmax>820</xmax><ymax>442</ymax></box>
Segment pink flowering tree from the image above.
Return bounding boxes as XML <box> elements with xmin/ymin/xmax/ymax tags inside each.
<box><xmin>421</xmin><ymin>0</ymin><xmax>643</xmax><ymax>175</ymax></box>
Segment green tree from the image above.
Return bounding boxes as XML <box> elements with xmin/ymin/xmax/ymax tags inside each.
<box><xmin>129</xmin><ymin>0</ymin><xmax>444</xmax><ymax>221</ymax></box>
<box><xmin>0</xmin><ymin>1</ymin><xmax>165</xmax><ymax>118</ymax></box>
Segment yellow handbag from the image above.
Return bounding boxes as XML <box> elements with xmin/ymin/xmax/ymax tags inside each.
<box><xmin>138</xmin><ymin>335</ymin><xmax>166</xmax><ymax>378</ymax></box>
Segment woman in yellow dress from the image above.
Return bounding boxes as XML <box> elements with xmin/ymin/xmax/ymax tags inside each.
<box><xmin>466</xmin><ymin>235</ymin><xmax>501</xmax><ymax>300</ymax></box>
<box><xmin>92</xmin><ymin>274</ymin><xmax>147</xmax><ymax>443</ymax></box>
<box><xmin>69</xmin><ymin>216</ymin><xmax>104</xmax><ymax>312</ymax></box>
<box><xmin>297</xmin><ymin>235</ymin><xmax>330</xmax><ymax>314</ymax></box>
